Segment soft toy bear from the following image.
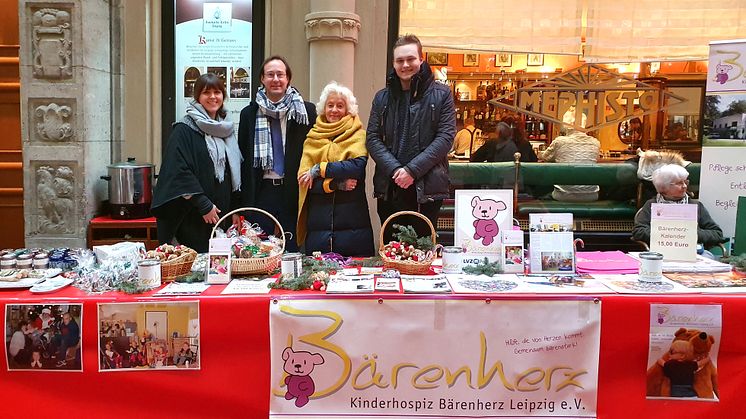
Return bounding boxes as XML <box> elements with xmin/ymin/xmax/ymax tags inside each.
<box><xmin>282</xmin><ymin>346</ymin><xmax>325</xmax><ymax>408</ymax></box>
<box><xmin>646</xmin><ymin>327</ymin><xmax>718</xmax><ymax>399</ymax></box>
<box><xmin>714</xmin><ymin>63</ymin><xmax>732</xmax><ymax>84</ymax></box>
<box><xmin>471</xmin><ymin>196</ymin><xmax>506</xmax><ymax>246</ymax></box>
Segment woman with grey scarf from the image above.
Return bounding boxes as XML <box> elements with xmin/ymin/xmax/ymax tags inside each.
<box><xmin>151</xmin><ymin>73</ymin><xmax>243</xmax><ymax>253</ymax></box>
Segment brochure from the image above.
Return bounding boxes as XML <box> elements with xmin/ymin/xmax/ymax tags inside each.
<box><xmin>447</xmin><ymin>274</ymin><xmax>521</xmax><ymax>293</ymax></box>
<box><xmin>207</xmin><ymin>238</ymin><xmax>232</xmax><ymax>285</ymax></box>
<box><xmin>646</xmin><ymin>304</ymin><xmax>721</xmax><ymax>401</ymax></box>
<box><xmin>591</xmin><ymin>274</ymin><xmax>697</xmax><ymax>294</ymax></box>
<box><xmin>516</xmin><ymin>274</ymin><xmax>614</xmax><ymax>294</ymax></box>
<box><xmin>664</xmin><ymin>272</ymin><xmax>746</xmax><ymax>293</ymax></box>
<box><xmin>325</xmin><ymin>274</ymin><xmax>375</xmax><ymax>294</ymax></box>
<box><xmin>528</xmin><ymin>213</ymin><xmax>575</xmax><ymax>274</ymax></box>
<box><xmin>401</xmin><ymin>274</ymin><xmax>452</xmax><ymax>293</ymax></box>
<box><xmin>501</xmin><ymin>229</ymin><xmax>525</xmax><ymax>274</ymax></box>
<box><xmin>374</xmin><ymin>277</ymin><xmax>401</xmax><ymax>292</ymax></box>
<box><xmin>154</xmin><ymin>282</ymin><xmax>210</xmax><ymax>296</ymax></box>
<box><xmin>650</xmin><ymin>203</ymin><xmax>698</xmax><ymax>261</ymax></box>
<box><xmin>220</xmin><ymin>278</ymin><xmax>274</xmax><ymax>295</ymax></box>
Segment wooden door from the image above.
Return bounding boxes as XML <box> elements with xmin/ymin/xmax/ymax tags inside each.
<box><xmin>0</xmin><ymin>2</ymin><xmax>23</xmax><ymax>248</ymax></box>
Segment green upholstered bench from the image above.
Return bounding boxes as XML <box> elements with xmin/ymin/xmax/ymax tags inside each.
<box><xmin>517</xmin><ymin>163</ymin><xmax>639</xmax><ymax>220</ymax></box>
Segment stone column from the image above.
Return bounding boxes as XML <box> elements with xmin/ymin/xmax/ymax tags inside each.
<box><xmin>305</xmin><ymin>0</ymin><xmax>360</xmax><ymax>102</ymax></box>
<box><xmin>19</xmin><ymin>0</ymin><xmax>113</xmax><ymax>248</ymax></box>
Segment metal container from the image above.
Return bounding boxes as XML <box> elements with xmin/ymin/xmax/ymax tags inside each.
<box><xmin>138</xmin><ymin>259</ymin><xmax>162</xmax><ymax>289</ymax></box>
<box><xmin>0</xmin><ymin>254</ymin><xmax>16</xmax><ymax>270</ymax></box>
<box><xmin>101</xmin><ymin>157</ymin><xmax>155</xmax><ymax>219</ymax></box>
<box><xmin>33</xmin><ymin>253</ymin><xmax>49</xmax><ymax>269</ymax></box>
<box><xmin>281</xmin><ymin>252</ymin><xmax>303</xmax><ymax>279</ymax></box>
<box><xmin>16</xmin><ymin>254</ymin><xmax>33</xmax><ymax>269</ymax></box>
<box><xmin>441</xmin><ymin>246</ymin><xmax>464</xmax><ymax>274</ymax></box>
<box><xmin>638</xmin><ymin>251</ymin><xmax>664</xmax><ymax>283</ymax></box>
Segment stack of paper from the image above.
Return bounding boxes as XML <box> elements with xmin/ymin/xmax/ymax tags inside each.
<box><xmin>628</xmin><ymin>252</ymin><xmax>732</xmax><ymax>273</ymax></box>
<box><xmin>155</xmin><ymin>282</ymin><xmax>210</xmax><ymax>296</ymax></box>
<box><xmin>576</xmin><ymin>251</ymin><xmax>639</xmax><ymax>274</ymax></box>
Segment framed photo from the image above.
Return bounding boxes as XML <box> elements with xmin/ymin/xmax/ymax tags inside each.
<box><xmin>5</xmin><ymin>304</ymin><xmax>83</xmax><ymax>371</ymax></box>
<box><xmin>527</xmin><ymin>53</ymin><xmax>544</xmax><ymax>66</ymax></box>
<box><xmin>426</xmin><ymin>52</ymin><xmax>448</xmax><ymax>66</ymax></box>
<box><xmin>98</xmin><ymin>301</ymin><xmax>201</xmax><ymax>371</ymax></box>
<box><xmin>463</xmin><ymin>53</ymin><xmax>479</xmax><ymax>67</ymax></box>
<box><xmin>496</xmin><ymin>53</ymin><xmax>512</xmax><ymax>67</ymax></box>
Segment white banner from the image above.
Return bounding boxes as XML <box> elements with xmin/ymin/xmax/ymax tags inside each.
<box><xmin>698</xmin><ymin>147</ymin><xmax>746</xmax><ymax>238</ymax></box>
<box><xmin>269</xmin><ymin>299</ymin><xmax>601</xmax><ymax>418</ymax></box>
<box><xmin>175</xmin><ymin>1</ymin><xmax>253</xmax><ymax>125</ymax></box>
<box><xmin>707</xmin><ymin>39</ymin><xmax>746</xmax><ymax>94</ymax></box>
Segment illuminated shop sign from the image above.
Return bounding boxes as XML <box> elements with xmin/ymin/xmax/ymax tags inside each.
<box><xmin>489</xmin><ymin>64</ymin><xmax>686</xmax><ymax>132</ymax></box>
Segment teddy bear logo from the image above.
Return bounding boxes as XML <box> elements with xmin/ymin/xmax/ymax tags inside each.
<box><xmin>714</xmin><ymin>63</ymin><xmax>732</xmax><ymax>85</ymax></box>
<box><xmin>282</xmin><ymin>347</ymin><xmax>325</xmax><ymax>408</ymax></box>
<box><xmin>471</xmin><ymin>196</ymin><xmax>507</xmax><ymax>246</ymax></box>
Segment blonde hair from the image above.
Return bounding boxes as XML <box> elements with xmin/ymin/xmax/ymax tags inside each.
<box><xmin>316</xmin><ymin>81</ymin><xmax>358</xmax><ymax>117</ymax></box>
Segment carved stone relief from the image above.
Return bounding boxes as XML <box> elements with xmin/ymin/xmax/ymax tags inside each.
<box><xmin>35</xmin><ymin>164</ymin><xmax>76</xmax><ymax>234</ymax></box>
<box><xmin>31</xmin><ymin>8</ymin><xmax>73</xmax><ymax>79</ymax></box>
<box><xmin>33</xmin><ymin>102</ymin><xmax>73</xmax><ymax>142</ymax></box>
<box><xmin>305</xmin><ymin>12</ymin><xmax>361</xmax><ymax>43</ymax></box>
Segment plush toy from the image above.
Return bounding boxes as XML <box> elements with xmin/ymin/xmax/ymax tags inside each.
<box><xmin>646</xmin><ymin>327</ymin><xmax>718</xmax><ymax>398</ymax></box>
<box><xmin>282</xmin><ymin>347</ymin><xmax>325</xmax><ymax>408</ymax></box>
<box><xmin>471</xmin><ymin>196</ymin><xmax>506</xmax><ymax>246</ymax></box>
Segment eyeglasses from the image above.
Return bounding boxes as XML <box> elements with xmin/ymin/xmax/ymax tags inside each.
<box><xmin>669</xmin><ymin>179</ymin><xmax>689</xmax><ymax>187</ymax></box>
<box><xmin>264</xmin><ymin>72</ymin><xmax>287</xmax><ymax>80</ymax></box>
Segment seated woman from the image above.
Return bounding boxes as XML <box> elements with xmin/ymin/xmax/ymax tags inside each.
<box><xmin>296</xmin><ymin>81</ymin><xmax>374</xmax><ymax>256</ymax></box>
<box><xmin>632</xmin><ymin>164</ymin><xmax>724</xmax><ymax>253</ymax></box>
<box><xmin>502</xmin><ymin>115</ymin><xmax>537</xmax><ymax>162</ymax></box>
<box><xmin>469</xmin><ymin>122</ymin><xmax>518</xmax><ymax>163</ymax></box>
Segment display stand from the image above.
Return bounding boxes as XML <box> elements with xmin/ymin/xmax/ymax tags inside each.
<box><xmin>87</xmin><ymin>215</ymin><xmax>158</xmax><ymax>250</ymax></box>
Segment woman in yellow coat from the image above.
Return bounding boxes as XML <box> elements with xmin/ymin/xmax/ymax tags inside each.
<box><xmin>296</xmin><ymin>82</ymin><xmax>374</xmax><ymax>256</ymax></box>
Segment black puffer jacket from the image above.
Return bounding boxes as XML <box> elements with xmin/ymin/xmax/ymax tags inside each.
<box><xmin>366</xmin><ymin>62</ymin><xmax>456</xmax><ymax>203</ymax></box>
<box><xmin>304</xmin><ymin>157</ymin><xmax>374</xmax><ymax>256</ymax></box>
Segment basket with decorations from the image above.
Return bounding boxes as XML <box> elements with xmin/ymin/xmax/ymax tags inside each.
<box><xmin>145</xmin><ymin>244</ymin><xmax>197</xmax><ymax>281</ymax></box>
<box><xmin>211</xmin><ymin>207</ymin><xmax>285</xmax><ymax>275</ymax></box>
<box><xmin>379</xmin><ymin>210</ymin><xmax>439</xmax><ymax>275</ymax></box>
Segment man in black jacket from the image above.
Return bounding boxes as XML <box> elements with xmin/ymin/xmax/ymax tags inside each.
<box><xmin>366</xmin><ymin>34</ymin><xmax>456</xmax><ymax>228</ymax></box>
<box><xmin>238</xmin><ymin>56</ymin><xmax>316</xmax><ymax>251</ymax></box>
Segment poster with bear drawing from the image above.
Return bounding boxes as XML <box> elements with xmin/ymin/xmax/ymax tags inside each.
<box><xmin>454</xmin><ymin>190</ymin><xmax>513</xmax><ymax>263</ymax></box>
<box><xmin>646</xmin><ymin>304</ymin><xmax>721</xmax><ymax>401</ymax></box>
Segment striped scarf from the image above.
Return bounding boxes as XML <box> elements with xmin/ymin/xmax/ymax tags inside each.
<box><xmin>253</xmin><ymin>86</ymin><xmax>309</xmax><ymax>170</ymax></box>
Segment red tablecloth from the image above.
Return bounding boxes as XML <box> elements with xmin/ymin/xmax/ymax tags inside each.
<box><xmin>1</xmin><ymin>286</ymin><xmax>744</xmax><ymax>418</ymax></box>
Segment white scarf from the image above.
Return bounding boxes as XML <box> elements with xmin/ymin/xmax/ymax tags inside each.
<box><xmin>183</xmin><ymin>102</ymin><xmax>243</xmax><ymax>191</ymax></box>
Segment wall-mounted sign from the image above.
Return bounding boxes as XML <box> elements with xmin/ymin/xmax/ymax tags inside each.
<box><xmin>489</xmin><ymin>64</ymin><xmax>686</xmax><ymax>133</ymax></box>
<box><xmin>175</xmin><ymin>1</ymin><xmax>253</xmax><ymax>124</ymax></box>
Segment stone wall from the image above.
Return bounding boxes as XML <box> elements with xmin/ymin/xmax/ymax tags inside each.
<box><xmin>19</xmin><ymin>0</ymin><xmax>113</xmax><ymax>248</ymax></box>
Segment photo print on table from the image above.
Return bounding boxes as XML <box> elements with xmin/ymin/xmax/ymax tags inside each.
<box><xmin>98</xmin><ymin>301</ymin><xmax>200</xmax><ymax>371</ymax></box>
<box><xmin>5</xmin><ymin>303</ymin><xmax>83</xmax><ymax>371</ymax></box>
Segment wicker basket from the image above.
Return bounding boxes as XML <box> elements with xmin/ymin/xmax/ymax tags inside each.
<box><xmin>160</xmin><ymin>249</ymin><xmax>198</xmax><ymax>281</ymax></box>
<box><xmin>379</xmin><ymin>210</ymin><xmax>437</xmax><ymax>275</ymax></box>
<box><xmin>210</xmin><ymin>207</ymin><xmax>285</xmax><ymax>275</ymax></box>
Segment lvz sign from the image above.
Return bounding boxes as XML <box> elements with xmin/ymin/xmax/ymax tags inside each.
<box><xmin>490</xmin><ymin>64</ymin><xmax>686</xmax><ymax>133</ymax></box>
